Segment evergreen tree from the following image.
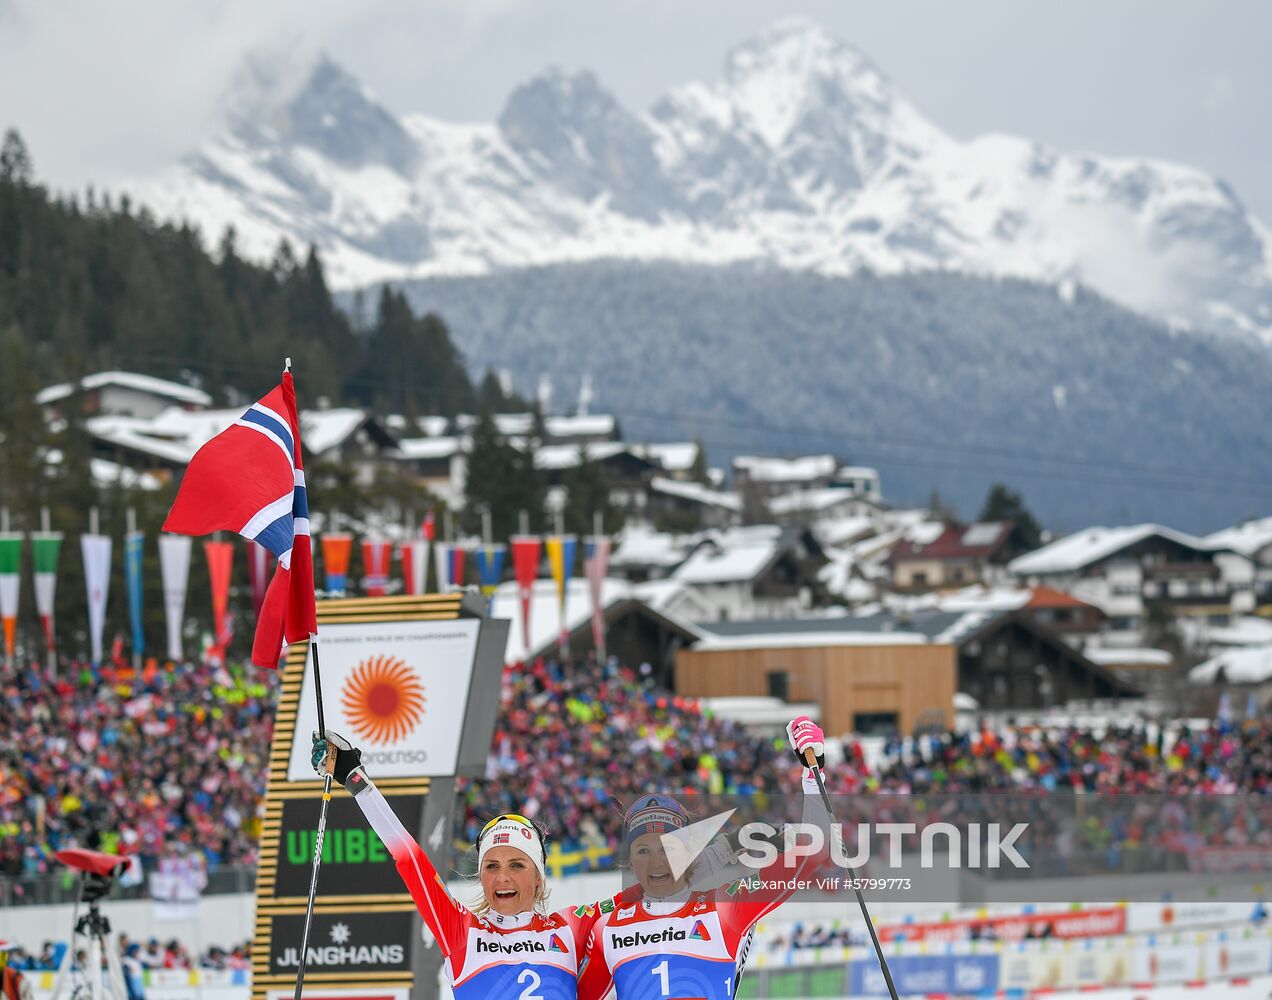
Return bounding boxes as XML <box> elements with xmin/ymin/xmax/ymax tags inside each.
<box><xmin>0</xmin><ymin>324</ymin><xmax>51</xmax><ymax>521</ymax></box>
<box><xmin>927</xmin><ymin>488</ymin><xmax>956</xmax><ymax>522</ymax></box>
<box><xmin>978</xmin><ymin>482</ymin><xmax>1043</xmax><ymax>549</ymax></box>
<box><xmin>463</xmin><ymin>408</ymin><xmax>524</xmax><ymax>539</ymax></box>
<box><xmin>688</xmin><ymin>437</ymin><xmax>711</xmax><ymax>486</ymax></box>
<box><xmin>562</xmin><ymin>443</ymin><xmax>622</xmax><ymax>537</ymax></box>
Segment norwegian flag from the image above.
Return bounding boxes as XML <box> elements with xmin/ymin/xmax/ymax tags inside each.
<box><xmin>163</xmin><ymin>371</ymin><xmax>316</xmax><ymax>668</ymax></box>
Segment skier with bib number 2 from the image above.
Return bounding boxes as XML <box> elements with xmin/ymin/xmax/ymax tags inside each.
<box><xmin>311</xmin><ymin>731</ymin><xmax>610</xmax><ymax>1000</ymax></box>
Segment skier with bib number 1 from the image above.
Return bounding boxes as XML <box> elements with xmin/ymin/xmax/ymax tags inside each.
<box><xmin>577</xmin><ymin>716</ymin><xmax>834</xmax><ymax>1000</ymax></box>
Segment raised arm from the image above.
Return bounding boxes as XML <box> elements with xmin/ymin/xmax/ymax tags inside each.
<box><xmin>313</xmin><ymin>732</ymin><xmax>469</xmax><ymax>955</ymax></box>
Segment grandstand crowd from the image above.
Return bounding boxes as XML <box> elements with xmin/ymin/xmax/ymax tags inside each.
<box><xmin>2</xmin><ymin>935</ymin><xmax>252</xmax><ymax>972</ymax></box>
<box><xmin>0</xmin><ymin>657</ymin><xmax>275</xmax><ymax>881</ymax></box>
<box><xmin>3</xmin><ymin>652</ymin><xmax>1271</xmax><ymax>889</ymax></box>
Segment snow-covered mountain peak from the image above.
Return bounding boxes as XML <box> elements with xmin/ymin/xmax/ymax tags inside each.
<box><xmin>719</xmin><ymin>18</ymin><xmax>910</xmax><ymax>150</ymax></box>
<box><xmin>124</xmin><ymin>19</ymin><xmax>1272</xmax><ymax>341</ymax></box>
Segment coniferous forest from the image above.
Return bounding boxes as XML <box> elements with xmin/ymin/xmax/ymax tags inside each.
<box><xmin>0</xmin><ymin>130</ymin><xmax>538</xmax><ymax>661</ymax></box>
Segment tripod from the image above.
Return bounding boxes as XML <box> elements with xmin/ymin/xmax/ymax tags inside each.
<box><xmin>49</xmin><ymin>878</ymin><xmax>129</xmax><ymax>1000</ymax></box>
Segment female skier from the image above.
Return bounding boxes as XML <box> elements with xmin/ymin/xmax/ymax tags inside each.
<box><xmin>311</xmin><ymin>731</ymin><xmax>604</xmax><ymax>1000</ymax></box>
<box><xmin>577</xmin><ymin>716</ymin><xmax>833</xmax><ymax>1000</ymax></box>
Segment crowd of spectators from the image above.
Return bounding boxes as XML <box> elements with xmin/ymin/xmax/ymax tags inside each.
<box><xmin>0</xmin><ymin>656</ymin><xmax>276</xmax><ymax>882</ymax></box>
<box><xmin>3</xmin><ymin>935</ymin><xmax>251</xmax><ymax>972</ymax></box>
<box><xmin>4</xmin><ymin>649</ymin><xmax>1272</xmax><ymax>890</ymax></box>
<box><xmin>825</xmin><ymin>719</ymin><xmax>1272</xmax><ymax>795</ymax></box>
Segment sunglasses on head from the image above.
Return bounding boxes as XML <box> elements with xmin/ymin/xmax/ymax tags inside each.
<box><xmin>476</xmin><ymin>813</ymin><xmax>547</xmax><ymax>854</ymax></box>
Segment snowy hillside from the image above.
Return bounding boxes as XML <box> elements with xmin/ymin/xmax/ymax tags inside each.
<box><xmin>123</xmin><ymin>19</ymin><xmax>1272</xmax><ymax>341</ymax></box>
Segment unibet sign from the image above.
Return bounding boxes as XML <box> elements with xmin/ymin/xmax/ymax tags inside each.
<box><xmin>285</xmin><ymin>827</ymin><xmax>388</xmax><ymax>866</ymax></box>
<box><xmin>273</xmin><ymin>795</ymin><xmax>424</xmax><ymax>898</ymax></box>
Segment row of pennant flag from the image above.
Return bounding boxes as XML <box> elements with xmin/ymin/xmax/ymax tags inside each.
<box><xmin>0</xmin><ymin>526</ymin><xmax>614</xmax><ymax>666</ymax></box>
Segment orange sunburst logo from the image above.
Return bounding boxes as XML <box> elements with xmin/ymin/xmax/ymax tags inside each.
<box><xmin>341</xmin><ymin>655</ymin><xmax>427</xmax><ymax>744</ymax></box>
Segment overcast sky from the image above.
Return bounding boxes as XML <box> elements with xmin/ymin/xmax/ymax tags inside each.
<box><xmin>2</xmin><ymin>0</ymin><xmax>1270</xmax><ymax>220</ymax></box>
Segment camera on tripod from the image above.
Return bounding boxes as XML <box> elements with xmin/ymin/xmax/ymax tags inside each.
<box><xmin>48</xmin><ymin>849</ymin><xmax>133</xmax><ymax>1000</ymax></box>
<box><xmin>56</xmin><ymin>849</ymin><xmax>128</xmax><ymax>902</ymax></box>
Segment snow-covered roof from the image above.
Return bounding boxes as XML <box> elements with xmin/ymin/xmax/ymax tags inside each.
<box><xmin>535</xmin><ymin>441</ymin><xmax>630</xmax><ymax>470</ymax></box>
<box><xmin>85</xmin><ymin>404</ymin><xmax>385</xmax><ymax>465</ymax></box>
<box><xmin>449</xmin><ymin>412</ymin><xmax>617</xmax><ymax>441</ymax></box>
<box><xmin>490</xmin><ymin>577</ymin><xmax>703</xmax><ymax>663</ymax></box>
<box><xmin>1084</xmin><ymin>647</ymin><xmax>1173</xmax><ymax>667</ymax></box>
<box><xmin>649</xmin><ymin>477</ymin><xmax>741</xmax><ymax>512</ymax></box>
<box><xmin>768</xmin><ymin>487</ymin><xmax>872</xmax><ymax>516</ymax></box>
<box><xmin>818</xmin><ymin>556</ymin><xmax>877</xmax><ymax>603</ymax></box>
<box><xmin>836</xmin><ymin>465</ymin><xmax>879</xmax><ymax>481</ymax></box>
<box><xmin>1179</xmin><ymin>615</ymin><xmax>1272</xmax><ymax>649</ymax></box>
<box><xmin>733</xmin><ymin>454</ymin><xmax>836</xmax><ymax>483</ymax></box>
<box><xmin>89</xmin><ymin>458</ymin><xmax>162</xmax><ymax>491</ymax></box>
<box><xmin>692</xmin><ymin>628</ymin><xmax>930</xmax><ymax>652</ymax></box>
<box><xmin>1190</xmin><ymin>646</ymin><xmax>1272</xmax><ymax>684</ymax></box>
<box><xmin>37</xmin><ymin>371</ymin><xmax>212</xmax><ymax>408</ymax></box>
<box><xmin>814</xmin><ymin>514</ymin><xmax>878</xmax><ymax>548</ymax></box>
<box><xmin>546</xmin><ymin>414</ymin><xmax>617</xmax><ymax>439</ymax></box>
<box><xmin>386</xmin><ymin>414</ymin><xmax>451</xmax><ymax>437</ymax></box>
<box><xmin>672</xmin><ymin>525</ymin><xmax>785</xmax><ymax>584</ymax></box>
<box><xmin>935</xmin><ymin>585</ymin><xmax>1032</xmax><ymax>613</ymax></box>
<box><xmin>1204</xmin><ymin>516</ymin><xmax>1272</xmax><ymax>558</ymax></box>
<box><xmin>302</xmin><ymin>409</ymin><xmax>376</xmax><ymax>455</ymax></box>
<box><xmin>86</xmin><ymin>415</ymin><xmax>202</xmax><ymax>464</ymax></box>
<box><xmin>638</xmin><ymin>442</ymin><xmax>699</xmax><ymax>471</ymax></box>
<box><xmin>1008</xmin><ymin>524</ymin><xmax>1209</xmax><ymax>576</ymax></box>
<box><xmin>610</xmin><ymin>524</ymin><xmax>698</xmax><ymax>569</ymax></box>
<box><xmin>397</xmin><ymin>436</ymin><xmax>467</xmax><ymax>460</ymax></box>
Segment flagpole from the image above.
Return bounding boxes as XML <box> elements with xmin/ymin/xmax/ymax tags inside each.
<box><xmin>288</xmin><ymin>352</ymin><xmax>331</xmax><ymax>1000</ymax></box>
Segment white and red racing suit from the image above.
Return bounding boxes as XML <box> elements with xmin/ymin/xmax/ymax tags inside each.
<box><xmin>578</xmin><ymin>770</ymin><xmax>831</xmax><ymax>1000</ymax></box>
<box><xmin>343</xmin><ymin>768</ymin><xmax>604</xmax><ymax>1000</ymax></box>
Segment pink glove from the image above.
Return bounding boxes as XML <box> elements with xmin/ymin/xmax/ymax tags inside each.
<box><xmin>786</xmin><ymin>715</ymin><xmax>825</xmax><ymax>769</ymax></box>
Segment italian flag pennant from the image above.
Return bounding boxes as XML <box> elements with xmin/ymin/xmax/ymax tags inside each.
<box><xmin>32</xmin><ymin>532</ymin><xmax>63</xmax><ymax>653</ymax></box>
<box><xmin>0</xmin><ymin>534</ymin><xmax>20</xmax><ymax>659</ymax></box>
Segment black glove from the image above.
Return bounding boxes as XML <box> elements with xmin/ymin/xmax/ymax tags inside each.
<box><xmin>311</xmin><ymin>730</ymin><xmax>363</xmax><ymax>785</ymax></box>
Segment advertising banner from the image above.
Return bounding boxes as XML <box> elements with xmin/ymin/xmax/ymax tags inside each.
<box><xmin>285</xmin><ymin>618</ymin><xmax>481</xmax><ymax>779</ymax></box>
<box><xmin>265</xmin><ymin>911</ymin><xmax>414</xmax><ymax>977</ymax></box>
<box><xmin>271</xmin><ymin>795</ymin><xmax>424</xmax><ymax>898</ymax></box>
<box><xmin>848</xmin><ymin>953</ymin><xmax>998</xmax><ymax>997</ymax></box>
<box><xmin>880</xmin><ymin>905</ymin><xmax>1127</xmax><ymax>943</ymax></box>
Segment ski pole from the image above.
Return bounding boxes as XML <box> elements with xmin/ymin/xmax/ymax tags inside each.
<box><xmin>804</xmin><ymin>748</ymin><xmax>900</xmax><ymax>1000</ymax></box>
<box><xmin>293</xmin><ymin>635</ymin><xmax>331</xmax><ymax>1000</ymax></box>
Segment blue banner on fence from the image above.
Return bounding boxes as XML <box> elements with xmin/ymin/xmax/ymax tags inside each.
<box><xmin>849</xmin><ymin>953</ymin><xmax>999</xmax><ymax>997</ymax></box>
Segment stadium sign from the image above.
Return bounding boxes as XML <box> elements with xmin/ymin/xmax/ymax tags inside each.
<box><xmin>269</xmin><ymin>912</ymin><xmax>413</xmax><ymax>974</ymax></box>
<box><xmin>271</xmin><ymin>795</ymin><xmax>424</xmax><ymax>898</ymax></box>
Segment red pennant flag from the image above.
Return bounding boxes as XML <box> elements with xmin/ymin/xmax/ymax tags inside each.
<box><xmin>204</xmin><ymin>540</ymin><xmax>234</xmax><ymax>665</ymax></box>
<box><xmin>511</xmin><ymin>536</ymin><xmax>541</xmax><ymax>653</ymax></box>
